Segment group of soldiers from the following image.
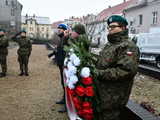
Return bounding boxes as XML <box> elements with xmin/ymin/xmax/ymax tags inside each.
<box><xmin>1</xmin><ymin>15</ymin><xmax>139</xmax><ymax>120</ymax></box>
<box><xmin>0</xmin><ymin>29</ymin><xmax>32</xmax><ymax>78</ymax></box>
<box><xmin>54</xmin><ymin>15</ymin><xmax>139</xmax><ymax>120</ymax></box>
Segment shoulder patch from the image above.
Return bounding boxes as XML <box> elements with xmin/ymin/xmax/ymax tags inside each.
<box><xmin>126</xmin><ymin>51</ymin><xmax>133</xmax><ymax>56</ymax></box>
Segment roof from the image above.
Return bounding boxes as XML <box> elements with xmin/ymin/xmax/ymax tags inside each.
<box><xmin>52</xmin><ymin>21</ymin><xmax>64</xmax><ymax>29</ymax></box>
<box><xmin>22</xmin><ymin>16</ymin><xmax>51</xmax><ymax>25</ymax></box>
<box><xmin>96</xmin><ymin>0</ymin><xmax>137</xmax><ymax>21</ymax></box>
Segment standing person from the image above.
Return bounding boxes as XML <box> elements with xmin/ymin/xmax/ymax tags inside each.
<box><xmin>12</xmin><ymin>31</ymin><xmax>32</xmax><ymax>76</ymax></box>
<box><xmin>0</xmin><ymin>29</ymin><xmax>9</xmax><ymax>77</ymax></box>
<box><xmin>55</xmin><ymin>24</ymin><xmax>69</xmax><ymax>113</ymax></box>
<box><xmin>96</xmin><ymin>15</ymin><xmax>139</xmax><ymax>120</ymax></box>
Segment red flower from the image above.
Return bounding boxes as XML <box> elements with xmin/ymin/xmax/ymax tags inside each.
<box><xmin>75</xmin><ymin>102</ymin><xmax>82</xmax><ymax>110</ymax></box>
<box><xmin>67</xmin><ymin>87</ymin><xmax>75</xmax><ymax>96</ymax></box>
<box><xmin>72</xmin><ymin>96</ymin><xmax>82</xmax><ymax>110</ymax></box>
<box><xmin>82</xmin><ymin>77</ymin><xmax>93</xmax><ymax>85</ymax></box>
<box><xmin>73</xmin><ymin>96</ymin><xmax>81</xmax><ymax>105</ymax></box>
<box><xmin>78</xmin><ymin>108</ymin><xmax>94</xmax><ymax>120</ymax></box>
<box><xmin>82</xmin><ymin>102</ymin><xmax>92</xmax><ymax>109</ymax></box>
<box><xmin>82</xmin><ymin>108</ymin><xmax>94</xmax><ymax>120</ymax></box>
<box><xmin>83</xmin><ymin>114</ymin><xmax>94</xmax><ymax>120</ymax></box>
<box><xmin>85</xmin><ymin>86</ymin><xmax>94</xmax><ymax>97</ymax></box>
<box><xmin>75</xmin><ymin>86</ymin><xmax>85</xmax><ymax>96</ymax></box>
<box><xmin>82</xmin><ymin>108</ymin><xmax>93</xmax><ymax>115</ymax></box>
<box><xmin>77</xmin><ymin>110</ymin><xmax>84</xmax><ymax>116</ymax></box>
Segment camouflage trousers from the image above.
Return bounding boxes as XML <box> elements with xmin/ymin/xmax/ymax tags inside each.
<box><xmin>0</xmin><ymin>55</ymin><xmax>7</xmax><ymax>74</ymax></box>
<box><xmin>18</xmin><ymin>54</ymin><xmax>30</xmax><ymax>74</ymax></box>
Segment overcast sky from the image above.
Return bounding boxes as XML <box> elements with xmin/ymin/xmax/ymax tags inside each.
<box><xmin>18</xmin><ymin>0</ymin><xmax>124</xmax><ymax>23</ymax></box>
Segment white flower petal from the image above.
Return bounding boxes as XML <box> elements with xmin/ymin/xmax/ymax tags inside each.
<box><xmin>73</xmin><ymin>57</ymin><xmax>81</xmax><ymax>66</ymax></box>
<box><xmin>68</xmin><ymin>83</ymin><xmax>75</xmax><ymax>89</ymax></box>
<box><xmin>80</xmin><ymin>67</ymin><xmax>90</xmax><ymax>78</ymax></box>
<box><xmin>70</xmin><ymin>53</ymin><xmax>77</xmax><ymax>63</ymax></box>
<box><xmin>70</xmin><ymin>75</ymin><xmax>78</xmax><ymax>84</ymax></box>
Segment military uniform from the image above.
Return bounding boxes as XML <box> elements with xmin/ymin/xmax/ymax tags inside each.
<box><xmin>55</xmin><ymin>24</ymin><xmax>69</xmax><ymax>110</ymax></box>
<box><xmin>13</xmin><ymin>34</ymin><xmax>32</xmax><ymax>76</ymax></box>
<box><xmin>96</xmin><ymin>15</ymin><xmax>139</xmax><ymax>120</ymax></box>
<box><xmin>0</xmin><ymin>35</ymin><xmax>8</xmax><ymax>77</ymax></box>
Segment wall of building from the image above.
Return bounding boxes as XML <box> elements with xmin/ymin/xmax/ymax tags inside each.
<box><xmin>0</xmin><ymin>0</ymin><xmax>22</xmax><ymax>33</ymax></box>
<box><xmin>22</xmin><ymin>17</ymin><xmax>53</xmax><ymax>39</ymax></box>
<box><xmin>125</xmin><ymin>0</ymin><xmax>160</xmax><ymax>33</ymax></box>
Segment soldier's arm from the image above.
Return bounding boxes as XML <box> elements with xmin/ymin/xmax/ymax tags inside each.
<box><xmin>97</xmin><ymin>45</ymin><xmax>139</xmax><ymax>81</ymax></box>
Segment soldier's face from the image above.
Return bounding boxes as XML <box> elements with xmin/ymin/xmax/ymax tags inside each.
<box><xmin>58</xmin><ymin>28</ymin><xmax>64</xmax><ymax>34</ymax></box>
<box><xmin>21</xmin><ymin>32</ymin><xmax>26</xmax><ymax>37</ymax></box>
<box><xmin>107</xmin><ymin>22</ymin><xmax>123</xmax><ymax>34</ymax></box>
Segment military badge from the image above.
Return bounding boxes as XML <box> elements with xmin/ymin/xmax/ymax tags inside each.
<box><xmin>127</xmin><ymin>51</ymin><xmax>133</xmax><ymax>56</ymax></box>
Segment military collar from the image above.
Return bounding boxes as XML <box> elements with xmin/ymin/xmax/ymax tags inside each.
<box><xmin>107</xmin><ymin>30</ymin><xmax>128</xmax><ymax>44</ymax></box>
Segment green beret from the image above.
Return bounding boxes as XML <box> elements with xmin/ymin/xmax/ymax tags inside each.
<box><xmin>72</xmin><ymin>24</ymin><xmax>86</xmax><ymax>35</ymax></box>
<box><xmin>107</xmin><ymin>15</ymin><xmax>128</xmax><ymax>26</ymax></box>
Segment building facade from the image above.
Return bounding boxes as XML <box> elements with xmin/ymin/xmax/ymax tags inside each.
<box><xmin>22</xmin><ymin>15</ymin><xmax>53</xmax><ymax>39</ymax></box>
<box><xmin>125</xmin><ymin>0</ymin><xmax>160</xmax><ymax>34</ymax></box>
<box><xmin>84</xmin><ymin>0</ymin><xmax>136</xmax><ymax>47</ymax></box>
<box><xmin>0</xmin><ymin>0</ymin><xmax>22</xmax><ymax>34</ymax></box>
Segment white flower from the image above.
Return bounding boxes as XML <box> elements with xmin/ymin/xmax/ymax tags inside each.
<box><xmin>70</xmin><ymin>48</ymin><xmax>74</xmax><ymax>53</ymax></box>
<box><xmin>73</xmin><ymin>57</ymin><xmax>81</xmax><ymax>66</ymax></box>
<box><xmin>80</xmin><ymin>67</ymin><xmax>90</xmax><ymax>78</ymax></box>
<box><xmin>69</xmin><ymin>53</ymin><xmax>77</xmax><ymax>62</ymax></box>
<box><xmin>68</xmin><ymin>83</ymin><xmax>75</xmax><ymax>89</ymax></box>
<box><xmin>70</xmin><ymin>75</ymin><xmax>78</xmax><ymax>84</ymax></box>
<box><xmin>67</xmin><ymin>61</ymin><xmax>73</xmax><ymax>68</ymax></box>
<box><xmin>64</xmin><ymin>57</ymin><xmax>68</xmax><ymax>66</ymax></box>
<box><xmin>68</xmin><ymin>65</ymin><xmax>77</xmax><ymax>76</ymax></box>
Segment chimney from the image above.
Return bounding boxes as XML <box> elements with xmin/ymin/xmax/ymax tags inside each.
<box><xmin>124</xmin><ymin>0</ymin><xmax>126</xmax><ymax>2</ymax></box>
<box><xmin>108</xmin><ymin>5</ymin><xmax>111</xmax><ymax>8</ymax></box>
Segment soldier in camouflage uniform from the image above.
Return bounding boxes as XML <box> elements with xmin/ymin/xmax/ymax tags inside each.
<box><xmin>96</xmin><ymin>15</ymin><xmax>139</xmax><ymax>120</ymax></box>
<box><xmin>0</xmin><ymin>29</ymin><xmax>9</xmax><ymax>77</ymax></box>
<box><xmin>12</xmin><ymin>31</ymin><xmax>32</xmax><ymax>76</ymax></box>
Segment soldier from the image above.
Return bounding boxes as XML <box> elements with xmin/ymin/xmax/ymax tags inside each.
<box><xmin>96</xmin><ymin>15</ymin><xmax>139</xmax><ymax>120</ymax></box>
<box><xmin>55</xmin><ymin>24</ymin><xmax>69</xmax><ymax>113</ymax></box>
<box><xmin>12</xmin><ymin>31</ymin><xmax>32</xmax><ymax>76</ymax></box>
<box><xmin>0</xmin><ymin>29</ymin><xmax>9</xmax><ymax>77</ymax></box>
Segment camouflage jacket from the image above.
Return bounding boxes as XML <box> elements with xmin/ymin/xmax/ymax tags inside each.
<box><xmin>0</xmin><ymin>36</ymin><xmax>9</xmax><ymax>55</ymax></box>
<box><xmin>96</xmin><ymin>30</ymin><xmax>139</xmax><ymax>110</ymax></box>
<box><xmin>13</xmin><ymin>37</ymin><xmax>32</xmax><ymax>55</ymax></box>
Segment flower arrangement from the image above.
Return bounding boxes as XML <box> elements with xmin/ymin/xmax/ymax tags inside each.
<box><xmin>64</xmin><ymin>35</ymin><xmax>100</xmax><ymax>120</ymax></box>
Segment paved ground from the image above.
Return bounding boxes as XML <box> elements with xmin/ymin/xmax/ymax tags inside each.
<box><xmin>0</xmin><ymin>45</ymin><xmax>68</xmax><ymax>120</ymax></box>
<box><xmin>131</xmin><ymin>73</ymin><xmax>160</xmax><ymax>116</ymax></box>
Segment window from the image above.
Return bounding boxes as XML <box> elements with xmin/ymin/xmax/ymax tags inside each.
<box><xmin>46</xmin><ymin>27</ymin><xmax>49</xmax><ymax>31</ymax></box>
<box><xmin>6</xmin><ymin>0</ymin><xmax>8</xmax><ymax>5</ymax></box>
<box><xmin>30</xmin><ymin>27</ymin><xmax>33</xmax><ymax>31</ymax></box>
<box><xmin>139</xmin><ymin>14</ymin><xmax>143</xmax><ymax>25</ymax></box>
<box><xmin>11</xmin><ymin>8</ymin><xmax>15</xmax><ymax>16</ymax></box>
<box><xmin>11</xmin><ymin>0</ymin><xmax>14</xmax><ymax>7</ymax></box>
<box><xmin>130</xmin><ymin>21</ymin><xmax>133</xmax><ymax>26</ymax></box>
<box><xmin>42</xmin><ymin>27</ymin><xmax>44</xmax><ymax>31</ymax></box>
<box><xmin>152</xmin><ymin>11</ymin><xmax>158</xmax><ymax>24</ymax></box>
